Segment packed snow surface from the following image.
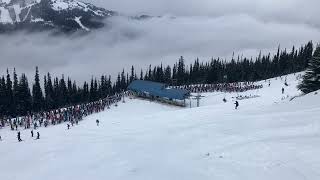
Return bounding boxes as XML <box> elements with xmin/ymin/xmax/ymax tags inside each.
<box><xmin>1</xmin><ymin>73</ymin><xmax>320</xmax><ymax>180</ymax></box>
<box><xmin>0</xmin><ymin>6</ymin><xmax>13</xmax><ymax>24</ymax></box>
<box><xmin>12</xmin><ymin>4</ymin><xmax>22</xmax><ymax>22</ymax></box>
<box><xmin>51</xmin><ymin>0</ymin><xmax>69</xmax><ymax>10</ymax></box>
<box><xmin>50</xmin><ymin>0</ymin><xmax>105</xmax><ymax>16</ymax></box>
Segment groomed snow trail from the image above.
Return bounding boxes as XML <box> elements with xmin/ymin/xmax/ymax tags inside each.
<box><xmin>1</xmin><ymin>73</ymin><xmax>320</xmax><ymax>180</ymax></box>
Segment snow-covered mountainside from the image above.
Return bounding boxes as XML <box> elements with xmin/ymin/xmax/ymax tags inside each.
<box><xmin>0</xmin><ymin>0</ymin><xmax>116</xmax><ymax>32</ymax></box>
<box><xmin>1</xmin><ymin>73</ymin><xmax>320</xmax><ymax>180</ymax></box>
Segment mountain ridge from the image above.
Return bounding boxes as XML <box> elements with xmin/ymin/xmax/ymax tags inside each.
<box><xmin>0</xmin><ymin>0</ymin><xmax>117</xmax><ymax>32</ymax></box>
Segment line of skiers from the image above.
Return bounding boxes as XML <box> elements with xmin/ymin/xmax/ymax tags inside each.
<box><xmin>10</xmin><ymin>117</ymin><xmax>103</xmax><ymax>142</ymax></box>
<box><xmin>173</xmin><ymin>82</ymin><xmax>263</xmax><ymax>93</ymax></box>
<box><xmin>0</xmin><ymin>93</ymin><xmax>127</xmax><ymax>132</ymax></box>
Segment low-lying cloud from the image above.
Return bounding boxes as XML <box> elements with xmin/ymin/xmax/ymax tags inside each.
<box><xmin>0</xmin><ymin>13</ymin><xmax>319</xmax><ymax>83</ymax></box>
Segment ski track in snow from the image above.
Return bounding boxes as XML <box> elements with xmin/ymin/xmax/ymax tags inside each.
<box><xmin>74</xmin><ymin>16</ymin><xmax>89</xmax><ymax>31</ymax></box>
<box><xmin>12</xmin><ymin>4</ymin><xmax>22</xmax><ymax>22</ymax></box>
<box><xmin>1</xmin><ymin>72</ymin><xmax>320</xmax><ymax>180</ymax></box>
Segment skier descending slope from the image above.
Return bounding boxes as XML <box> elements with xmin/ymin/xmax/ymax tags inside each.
<box><xmin>36</xmin><ymin>132</ymin><xmax>40</xmax><ymax>140</ymax></box>
<box><xmin>96</xmin><ymin>119</ymin><xmax>100</xmax><ymax>126</ymax></box>
<box><xmin>235</xmin><ymin>101</ymin><xmax>239</xmax><ymax>110</ymax></box>
<box><xmin>223</xmin><ymin>97</ymin><xmax>227</xmax><ymax>103</ymax></box>
<box><xmin>17</xmin><ymin>132</ymin><xmax>22</xmax><ymax>142</ymax></box>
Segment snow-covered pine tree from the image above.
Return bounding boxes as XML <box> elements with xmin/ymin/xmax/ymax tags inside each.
<box><xmin>298</xmin><ymin>44</ymin><xmax>320</xmax><ymax>94</ymax></box>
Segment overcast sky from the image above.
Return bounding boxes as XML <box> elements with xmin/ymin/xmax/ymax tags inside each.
<box><xmin>89</xmin><ymin>0</ymin><xmax>320</xmax><ymax>27</ymax></box>
<box><xmin>0</xmin><ymin>0</ymin><xmax>319</xmax><ymax>83</ymax></box>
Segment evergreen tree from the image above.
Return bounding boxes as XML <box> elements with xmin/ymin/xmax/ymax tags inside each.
<box><xmin>164</xmin><ymin>65</ymin><xmax>171</xmax><ymax>84</ymax></box>
<box><xmin>58</xmin><ymin>75</ymin><xmax>67</xmax><ymax>106</ymax></box>
<box><xmin>12</xmin><ymin>68</ymin><xmax>18</xmax><ymax>115</ymax></box>
<box><xmin>16</xmin><ymin>74</ymin><xmax>32</xmax><ymax>115</ymax></box>
<box><xmin>177</xmin><ymin>56</ymin><xmax>185</xmax><ymax>85</ymax></box>
<box><xmin>126</xmin><ymin>73</ymin><xmax>129</xmax><ymax>87</ymax></box>
<box><xmin>115</xmin><ymin>73</ymin><xmax>121</xmax><ymax>92</ymax></box>
<box><xmin>71</xmin><ymin>81</ymin><xmax>78</xmax><ymax>104</ymax></box>
<box><xmin>94</xmin><ymin>79</ymin><xmax>98</xmax><ymax>100</ymax></box>
<box><xmin>6</xmin><ymin>69</ymin><xmax>14</xmax><ymax>116</ymax></box>
<box><xmin>172</xmin><ymin>64</ymin><xmax>177</xmax><ymax>82</ymax></box>
<box><xmin>44</xmin><ymin>73</ymin><xmax>54</xmax><ymax>110</ymax></box>
<box><xmin>32</xmin><ymin>67</ymin><xmax>44</xmax><ymax>112</ymax></box>
<box><xmin>120</xmin><ymin>70</ymin><xmax>126</xmax><ymax>89</ymax></box>
<box><xmin>148</xmin><ymin>65</ymin><xmax>152</xmax><ymax>80</ymax></box>
<box><xmin>100</xmin><ymin>75</ymin><xmax>106</xmax><ymax>98</ymax></box>
<box><xmin>0</xmin><ymin>76</ymin><xmax>6</xmax><ymax>116</ymax></box>
<box><xmin>67</xmin><ymin>77</ymin><xmax>73</xmax><ymax>104</ymax></box>
<box><xmin>130</xmin><ymin>66</ymin><xmax>135</xmax><ymax>83</ymax></box>
<box><xmin>107</xmin><ymin>75</ymin><xmax>112</xmax><ymax>95</ymax></box>
<box><xmin>89</xmin><ymin>78</ymin><xmax>95</xmax><ymax>101</ymax></box>
<box><xmin>53</xmin><ymin>77</ymin><xmax>59</xmax><ymax>108</ymax></box>
<box><xmin>82</xmin><ymin>82</ymin><xmax>89</xmax><ymax>102</ymax></box>
<box><xmin>298</xmin><ymin>44</ymin><xmax>320</xmax><ymax>93</ymax></box>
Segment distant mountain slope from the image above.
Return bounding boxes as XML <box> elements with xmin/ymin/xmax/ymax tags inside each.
<box><xmin>0</xmin><ymin>0</ymin><xmax>117</xmax><ymax>32</ymax></box>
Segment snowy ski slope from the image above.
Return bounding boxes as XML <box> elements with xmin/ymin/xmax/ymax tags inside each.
<box><xmin>1</xmin><ymin>73</ymin><xmax>320</xmax><ymax>180</ymax></box>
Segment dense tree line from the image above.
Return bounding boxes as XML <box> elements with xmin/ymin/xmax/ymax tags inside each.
<box><xmin>0</xmin><ymin>41</ymin><xmax>315</xmax><ymax>117</ymax></box>
<box><xmin>143</xmin><ymin>41</ymin><xmax>313</xmax><ymax>85</ymax></box>
<box><xmin>0</xmin><ymin>67</ymin><xmax>133</xmax><ymax>117</ymax></box>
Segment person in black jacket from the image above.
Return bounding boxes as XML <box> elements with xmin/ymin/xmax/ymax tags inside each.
<box><xmin>17</xmin><ymin>132</ymin><xmax>22</xmax><ymax>142</ymax></box>
<box><xmin>235</xmin><ymin>101</ymin><xmax>239</xmax><ymax>110</ymax></box>
<box><xmin>36</xmin><ymin>132</ymin><xmax>40</xmax><ymax>140</ymax></box>
<box><xmin>223</xmin><ymin>98</ymin><xmax>227</xmax><ymax>103</ymax></box>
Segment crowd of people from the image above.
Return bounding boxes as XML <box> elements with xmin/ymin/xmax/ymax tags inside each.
<box><xmin>173</xmin><ymin>82</ymin><xmax>263</xmax><ymax>93</ymax></box>
<box><xmin>235</xmin><ymin>95</ymin><xmax>260</xmax><ymax>100</ymax></box>
<box><xmin>0</xmin><ymin>92</ymin><xmax>129</xmax><ymax>142</ymax></box>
